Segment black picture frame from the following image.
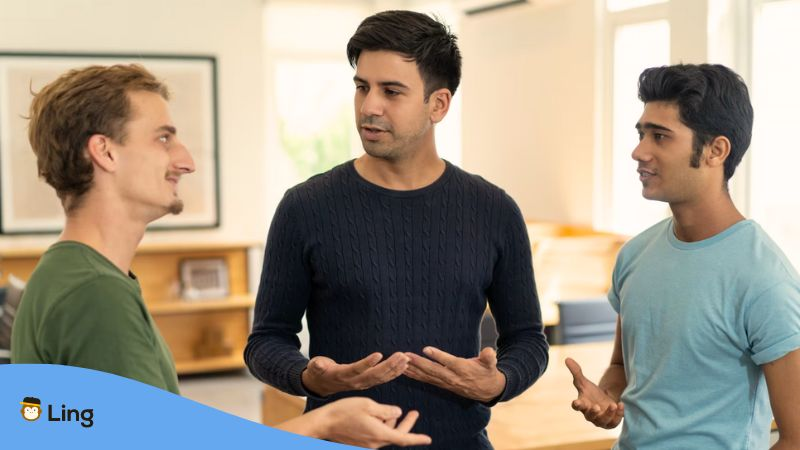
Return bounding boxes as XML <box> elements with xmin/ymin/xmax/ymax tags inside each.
<box><xmin>0</xmin><ymin>52</ymin><xmax>220</xmax><ymax>234</ymax></box>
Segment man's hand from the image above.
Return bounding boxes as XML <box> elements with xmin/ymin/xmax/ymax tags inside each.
<box><xmin>403</xmin><ymin>346</ymin><xmax>506</xmax><ymax>403</ymax></box>
<box><xmin>566</xmin><ymin>357</ymin><xmax>624</xmax><ymax>429</ymax></box>
<box><xmin>302</xmin><ymin>352</ymin><xmax>410</xmax><ymax>397</ymax></box>
<box><xmin>282</xmin><ymin>397</ymin><xmax>431</xmax><ymax>449</ymax></box>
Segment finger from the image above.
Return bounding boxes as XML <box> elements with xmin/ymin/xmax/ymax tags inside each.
<box><xmin>593</xmin><ymin>403</ymin><xmax>618</xmax><ymax>428</ymax></box>
<box><xmin>478</xmin><ymin>347</ymin><xmax>497</xmax><ymax>369</ymax></box>
<box><xmin>384</xmin><ymin>417</ymin><xmax>397</xmax><ymax>429</ymax></box>
<box><xmin>406</xmin><ymin>353</ymin><xmax>454</xmax><ymax>383</ymax></box>
<box><xmin>385</xmin><ymin>430</ymin><xmax>432</xmax><ymax>447</ymax></box>
<box><xmin>571</xmin><ymin>399</ymin><xmax>589</xmax><ymax>412</ymax></box>
<box><xmin>360</xmin><ymin>352</ymin><xmax>409</xmax><ymax>385</ymax></box>
<box><xmin>346</xmin><ymin>352</ymin><xmax>383</xmax><ymax>375</ymax></box>
<box><xmin>403</xmin><ymin>365</ymin><xmax>433</xmax><ymax>383</ymax></box>
<box><xmin>422</xmin><ymin>346</ymin><xmax>460</xmax><ymax>368</ymax></box>
<box><xmin>564</xmin><ymin>358</ymin><xmax>587</xmax><ymax>388</ymax></box>
<box><xmin>404</xmin><ymin>365</ymin><xmax>447</xmax><ymax>389</ymax></box>
<box><xmin>367</xmin><ymin>402</ymin><xmax>403</xmax><ymax>421</ymax></box>
<box><xmin>307</xmin><ymin>356</ymin><xmax>336</xmax><ymax>375</ymax></box>
<box><xmin>394</xmin><ymin>410</ymin><xmax>420</xmax><ymax>433</ymax></box>
<box><xmin>584</xmin><ymin>403</ymin><xmax>603</xmax><ymax>421</ymax></box>
<box><xmin>406</xmin><ymin>352</ymin><xmax>447</xmax><ymax>374</ymax></box>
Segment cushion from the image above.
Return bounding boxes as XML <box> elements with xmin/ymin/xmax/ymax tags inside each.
<box><xmin>0</xmin><ymin>275</ymin><xmax>25</xmax><ymax>352</ymax></box>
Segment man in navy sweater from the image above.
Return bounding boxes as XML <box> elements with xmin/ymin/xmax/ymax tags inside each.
<box><xmin>245</xmin><ymin>10</ymin><xmax>549</xmax><ymax>449</ymax></box>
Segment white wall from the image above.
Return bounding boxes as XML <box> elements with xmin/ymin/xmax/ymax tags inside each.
<box><xmin>0</xmin><ymin>0</ymin><xmax>268</xmax><ymax>250</ymax></box>
<box><xmin>460</xmin><ymin>0</ymin><xmax>597</xmax><ymax>225</ymax></box>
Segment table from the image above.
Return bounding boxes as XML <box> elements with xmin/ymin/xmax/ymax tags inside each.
<box><xmin>488</xmin><ymin>342</ymin><xmax>619</xmax><ymax>450</ymax></box>
<box><xmin>261</xmin><ymin>341</ymin><xmax>620</xmax><ymax>449</ymax></box>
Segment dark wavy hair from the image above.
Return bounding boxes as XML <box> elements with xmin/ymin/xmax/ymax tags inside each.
<box><xmin>638</xmin><ymin>64</ymin><xmax>753</xmax><ymax>182</ymax></box>
<box><xmin>347</xmin><ymin>10</ymin><xmax>462</xmax><ymax>99</ymax></box>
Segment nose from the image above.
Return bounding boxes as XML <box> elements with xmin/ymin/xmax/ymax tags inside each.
<box><xmin>631</xmin><ymin>140</ymin><xmax>651</xmax><ymax>163</ymax></box>
<box><xmin>172</xmin><ymin>139</ymin><xmax>196</xmax><ymax>174</ymax></box>
<box><xmin>358</xmin><ymin>88</ymin><xmax>383</xmax><ymax>117</ymax></box>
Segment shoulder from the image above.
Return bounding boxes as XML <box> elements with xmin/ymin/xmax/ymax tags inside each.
<box><xmin>286</xmin><ymin>160</ymin><xmax>354</xmax><ymax>199</ymax></box>
<box><xmin>448</xmin><ymin>163</ymin><xmax>507</xmax><ymax>193</ymax></box>
<box><xmin>739</xmin><ymin>221</ymin><xmax>800</xmax><ymax>287</ymax></box>
<box><xmin>447</xmin><ymin>163</ymin><xmax>521</xmax><ymax>213</ymax></box>
<box><xmin>24</xmin><ymin>244</ymin><xmax>138</xmax><ymax>314</ymax></box>
<box><xmin>617</xmin><ymin>218</ymin><xmax>671</xmax><ymax>258</ymax></box>
<box><xmin>47</xmin><ymin>275</ymin><xmax>144</xmax><ymax>324</ymax></box>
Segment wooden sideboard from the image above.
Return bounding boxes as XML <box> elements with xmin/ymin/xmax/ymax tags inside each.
<box><xmin>0</xmin><ymin>242</ymin><xmax>257</xmax><ymax>374</ymax></box>
<box><xmin>525</xmin><ymin>222</ymin><xmax>628</xmax><ymax>327</ymax></box>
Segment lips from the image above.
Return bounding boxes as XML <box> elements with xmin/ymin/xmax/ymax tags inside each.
<box><xmin>637</xmin><ymin>168</ymin><xmax>656</xmax><ymax>182</ymax></box>
<box><xmin>360</xmin><ymin>125</ymin><xmax>387</xmax><ymax>140</ymax></box>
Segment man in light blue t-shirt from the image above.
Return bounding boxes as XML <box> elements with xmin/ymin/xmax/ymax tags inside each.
<box><xmin>566</xmin><ymin>64</ymin><xmax>800</xmax><ymax>449</ymax></box>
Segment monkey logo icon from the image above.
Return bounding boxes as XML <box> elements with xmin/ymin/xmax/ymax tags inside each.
<box><xmin>20</xmin><ymin>397</ymin><xmax>42</xmax><ymax>421</ymax></box>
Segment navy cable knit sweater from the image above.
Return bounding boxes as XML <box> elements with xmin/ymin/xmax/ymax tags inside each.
<box><xmin>245</xmin><ymin>160</ymin><xmax>549</xmax><ymax>449</ymax></box>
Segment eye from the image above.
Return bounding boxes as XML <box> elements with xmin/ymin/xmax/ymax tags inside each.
<box><xmin>158</xmin><ymin>135</ymin><xmax>170</xmax><ymax>144</ymax></box>
<box><xmin>385</xmin><ymin>89</ymin><xmax>400</xmax><ymax>96</ymax></box>
<box><xmin>355</xmin><ymin>84</ymin><xmax>367</xmax><ymax>93</ymax></box>
<box><xmin>637</xmin><ymin>131</ymin><xmax>644</xmax><ymax>141</ymax></box>
<box><xmin>653</xmin><ymin>133</ymin><xmax>665</xmax><ymax>142</ymax></box>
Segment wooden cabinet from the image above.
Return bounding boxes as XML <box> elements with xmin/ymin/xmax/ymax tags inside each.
<box><xmin>0</xmin><ymin>242</ymin><xmax>258</xmax><ymax>375</ymax></box>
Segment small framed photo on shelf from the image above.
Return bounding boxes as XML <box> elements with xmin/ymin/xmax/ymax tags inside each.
<box><xmin>180</xmin><ymin>258</ymin><xmax>229</xmax><ymax>300</ymax></box>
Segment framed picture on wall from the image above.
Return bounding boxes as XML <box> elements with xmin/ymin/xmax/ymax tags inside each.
<box><xmin>0</xmin><ymin>52</ymin><xmax>220</xmax><ymax>234</ymax></box>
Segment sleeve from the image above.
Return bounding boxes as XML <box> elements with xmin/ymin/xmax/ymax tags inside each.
<box><xmin>746</xmin><ymin>280</ymin><xmax>800</xmax><ymax>366</ymax></box>
<box><xmin>39</xmin><ymin>277</ymin><xmax>170</xmax><ymax>391</ymax></box>
<box><xmin>607</xmin><ymin>251</ymin><xmax>623</xmax><ymax>313</ymax></box>
<box><xmin>244</xmin><ymin>189</ymin><xmax>315</xmax><ymax>397</ymax></box>
<box><xmin>487</xmin><ymin>195</ymin><xmax>549</xmax><ymax>404</ymax></box>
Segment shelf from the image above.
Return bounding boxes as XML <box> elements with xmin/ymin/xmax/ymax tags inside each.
<box><xmin>147</xmin><ymin>294</ymin><xmax>255</xmax><ymax>315</ymax></box>
<box><xmin>0</xmin><ymin>241</ymin><xmax>261</xmax><ymax>258</ymax></box>
<box><xmin>3</xmin><ymin>242</ymin><xmax>257</xmax><ymax>375</ymax></box>
<box><xmin>175</xmin><ymin>355</ymin><xmax>247</xmax><ymax>374</ymax></box>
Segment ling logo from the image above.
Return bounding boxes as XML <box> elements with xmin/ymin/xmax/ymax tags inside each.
<box><xmin>19</xmin><ymin>396</ymin><xmax>94</xmax><ymax>428</ymax></box>
<box><xmin>20</xmin><ymin>397</ymin><xmax>42</xmax><ymax>421</ymax></box>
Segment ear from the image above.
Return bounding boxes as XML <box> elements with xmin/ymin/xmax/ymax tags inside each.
<box><xmin>86</xmin><ymin>134</ymin><xmax>117</xmax><ymax>173</ymax></box>
<box><xmin>705</xmin><ymin>135</ymin><xmax>731</xmax><ymax>170</ymax></box>
<box><xmin>428</xmin><ymin>88</ymin><xmax>452</xmax><ymax>124</ymax></box>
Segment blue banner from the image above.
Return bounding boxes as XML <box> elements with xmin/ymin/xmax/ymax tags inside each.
<box><xmin>1</xmin><ymin>364</ymin><xmax>356</xmax><ymax>449</ymax></box>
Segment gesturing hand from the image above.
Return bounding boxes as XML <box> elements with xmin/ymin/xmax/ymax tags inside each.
<box><xmin>566</xmin><ymin>357</ymin><xmax>624</xmax><ymax>429</ymax></box>
<box><xmin>314</xmin><ymin>397</ymin><xmax>432</xmax><ymax>449</ymax></box>
<box><xmin>302</xmin><ymin>352</ymin><xmax>410</xmax><ymax>397</ymax></box>
<box><xmin>404</xmin><ymin>346</ymin><xmax>506</xmax><ymax>403</ymax></box>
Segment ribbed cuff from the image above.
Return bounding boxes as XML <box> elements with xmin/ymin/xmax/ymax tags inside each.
<box><xmin>288</xmin><ymin>359</ymin><xmax>331</xmax><ymax>402</ymax></box>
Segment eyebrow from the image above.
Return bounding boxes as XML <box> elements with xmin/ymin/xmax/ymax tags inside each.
<box><xmin>156</xmin><ymin>125</ymin><xmax>177</xmax><ymax>135</ymax></box>
<box><xmin>635</xmin><ymin>122</ymin><xmax>673</xmax><ymax>133</ymax></box>
<box><xmin>353</xmin><ymin>76</ymin><xmax>409</xmax><ymax>90</ymax></box>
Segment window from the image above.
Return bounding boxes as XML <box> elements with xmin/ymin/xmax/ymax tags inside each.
<box><xmin>607</xmin><ymin>0</ymin><xmax>667</xmax><ymax>12</ymax></box>
<box><xmin>605</xmin><ymin>15</ymin><xmax>671</xmax><ymax>236</ymax></box>
<box><xmin>263</xmin><ymin>2</ymin><xmax>366</xmax><ymax>182</ymax></box>
<box><xmin>750</xmin><ymin>0</ymin><xmax>800</xmax><ymax>267</ymax></box>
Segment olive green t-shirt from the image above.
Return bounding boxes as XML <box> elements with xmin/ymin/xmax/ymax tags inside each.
<box><xmin>11</xmin><ymin>241</ymin><xmax>180</xmax><ymax>394</ymax></box>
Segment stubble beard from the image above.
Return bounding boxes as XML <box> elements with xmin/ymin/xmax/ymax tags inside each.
<box><xmin>168</xmin><ymin>199</ymin><xmax>184</xmax><ymax>215</ymax></box>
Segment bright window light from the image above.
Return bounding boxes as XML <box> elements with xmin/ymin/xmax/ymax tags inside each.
<box><xmin>607</xmin><ymin>0</ymin><xmax>667</xmax><ymax>12</ymax></box>
<box><xmin>610</xmin><ymin>20</ymin><xmax>671</xmax><ymax>236</ymax></box>
<box><xmin>750</xmin><ymin>0</ymin><xmax>800</xmax><ymax>268</ymax></box>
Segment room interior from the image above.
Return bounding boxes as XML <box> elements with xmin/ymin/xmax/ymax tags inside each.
<box><xmin>0</xmin><ymin>0</ymin><xmax>794</xmax><ymax>447</ymax></box>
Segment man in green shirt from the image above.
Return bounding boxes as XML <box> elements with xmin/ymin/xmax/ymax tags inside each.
<box><xmin>11</xmin><ymin>64</ymin><xmax>429</xmax><ymax>448</ymax></box>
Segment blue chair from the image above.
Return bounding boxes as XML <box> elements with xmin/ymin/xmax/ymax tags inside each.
<box><xmin>555</xmin><ymin>298</ymin><xmax>617</xmax><ymax>344</ymax></box>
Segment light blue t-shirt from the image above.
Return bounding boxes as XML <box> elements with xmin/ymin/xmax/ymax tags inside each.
<box><xmin>609</xmin><ymin>218</ymin><xmax>800</xmax><ymax>449</ymax></box>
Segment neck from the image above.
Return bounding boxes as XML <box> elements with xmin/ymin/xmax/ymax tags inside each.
<box><xmin>58</xmin><ymin>197</ymin><xmax>147</xmax><ymax>274</ymax></box>
<box><xmin>355</xmin><ymin>144</ymin><xmax>445</xmax><ymax>190</ymax></box>
<box><xmin>669</xmin><ymin>188</ymin><xmax>745</xmax><ymax>242</ymax></box>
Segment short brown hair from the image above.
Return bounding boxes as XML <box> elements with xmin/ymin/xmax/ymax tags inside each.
<box><xmin>27</xmin><ymin>64</ymin><xmax>169</xmax><ymax>212</ymax></box>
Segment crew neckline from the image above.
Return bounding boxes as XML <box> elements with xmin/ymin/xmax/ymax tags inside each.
<box><xmin>346</xmin><ymin>159</ymin><xmax>454</xmax><ymax>198</ymax></box>
<box><xmin>666</xmin><ymin>218</ymin><xmax>753</xmax><ymax>250</ymax></box>
<box><xmin>49</xmin><ymin>240</ymin><xmax>138</xmax><ymax>280</ymax></box>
